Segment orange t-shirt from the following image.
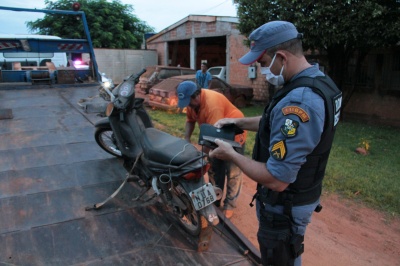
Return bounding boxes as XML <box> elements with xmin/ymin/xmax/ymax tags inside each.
<box><xmin>186</xmin><ymin>89</ymin><xmax>247</xmax><ymax>145</ymax></box>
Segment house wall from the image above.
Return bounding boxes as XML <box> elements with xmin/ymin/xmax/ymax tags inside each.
<box><xmin>343</xmin><ymin>92</ymin><xmax>400</xmax><ymax>127</ymax></box>
<box><xmin>227</xmin><ymin>33</ymin><xmax>270</xmax><ymax>101</ymax></box>
<box><xmin>94</xmin><ymin>48</ymin><xmax>157</xmax><ymax>84</ymax></box>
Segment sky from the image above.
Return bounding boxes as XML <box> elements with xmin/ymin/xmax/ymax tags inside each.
<box><xmin>0</xmin><ymin>0</ymin><xmax>238</xmax><ymax>34</ymax></box>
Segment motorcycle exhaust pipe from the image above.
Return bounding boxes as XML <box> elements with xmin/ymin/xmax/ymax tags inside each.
<box><xmin>159</xmin><ymin>174</ymin><xmax>189</xmax><ymax>211</ymax></box>
<box><xmin>159</xmin><ymin>174</ymin><xmax>172</xmax><ymax>185</ymax></box>
<box><xmin>152</xmin><ymin>174</ymin><xmax>173</xmax><ymax>196</ymax></box>
<box><xmin>159</xmin><ymin>174</ymin><xmax>173</xmax><ymax>201</ymax></box>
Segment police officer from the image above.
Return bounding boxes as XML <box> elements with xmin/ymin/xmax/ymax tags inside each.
<box><xmin>209</xmin><ymin>21</ymin><xmax>342</xmax><ymax>265</ymax></box>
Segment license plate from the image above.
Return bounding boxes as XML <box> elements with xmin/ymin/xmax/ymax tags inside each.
<box><xmin>189</xmin><ymin>183</ymin><xmax>217</xmax><ymax>211</ymax></box>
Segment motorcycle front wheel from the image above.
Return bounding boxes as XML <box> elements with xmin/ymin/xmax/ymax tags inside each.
<box><xmin>94</xmin><ymin>127</ymin><xmax>122</xmax><ymax>157</ymax></box>
<box><xmin>166</xmin><ymin>181</ymin><xmax>201</xmax><ymax>236</ymax></box>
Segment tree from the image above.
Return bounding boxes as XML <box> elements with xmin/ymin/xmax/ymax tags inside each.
<box><xmin>26</xmin><ymin>0</ymin><xmax>155</xmax><ymax>49</ymax></box>
<box><xmin>233</xmin><ymin>0</ymin><xmax>400</xmax><ymax>100</ymax></box>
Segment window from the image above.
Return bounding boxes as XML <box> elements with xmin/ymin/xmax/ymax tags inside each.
<box><xmin>158</xmin><ymin>69</ymin><xmax>180</xmax><ymax>79</ymax></box>
<box><xmin>3</xmin><ymin>52</ymin><xmax>55</xmax><ymax>58</ymax></box>
<box><xmin>208</xmin><ymin>68</ymin><xmax>222</xmax><ymax>75</ymax></box>
<box><xmin>182</xmin><ymin>69</ymin><xmax>196</xmax><ymax>75</ymax></box>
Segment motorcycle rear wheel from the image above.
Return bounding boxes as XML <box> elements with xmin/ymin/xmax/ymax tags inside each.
<box><xmin>166</xmin><ymin>181</ymin><xmax>201</xmax><ymax>236</ymax></box>
<box><xmin>94</xmin><ymin>127</ymin><xmax>122</xmax><ymax>157</ymax></box>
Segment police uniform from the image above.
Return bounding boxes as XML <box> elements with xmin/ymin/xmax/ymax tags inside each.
<box><xmin>236</xmin><ymin>20</ymin><xmax>342</xmax><ymax>266</ymax></box>
<box><xmin>253</xmin><ymin>64</ymin><xmax>342</xmax><ymax>266</ymax></box>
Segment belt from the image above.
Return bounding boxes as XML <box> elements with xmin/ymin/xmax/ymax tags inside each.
<box><xmin>257</xmin><ymin>185</ymin><xmax>322</xmax><ymax>206</ymax></box>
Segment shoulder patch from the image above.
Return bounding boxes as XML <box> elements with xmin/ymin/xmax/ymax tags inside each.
<box><xmin>281</xmin><ymin>119</ymin><xmax>299</xmax><ymax>138</ymax></box>
<box><xmin>270</xmin><ymin>140</ymin><xmax>287</xmax><ymax>161</ymax></box>
<box><xmin>282</xmin><ymin>106</ymin><xmax>310</xmax><ymax>122</ymax></box>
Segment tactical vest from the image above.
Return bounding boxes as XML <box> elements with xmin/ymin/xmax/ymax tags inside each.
<box><xmin>254</xmin><ymin>75</ymin><xmax>342</xmax><ymax>206</ymax></box>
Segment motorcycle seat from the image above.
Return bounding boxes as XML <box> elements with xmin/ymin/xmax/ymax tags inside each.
<box><xmin>141</xmin><ymin>128</ymin><xmax>201</xmax><ymax>166</ymax></box>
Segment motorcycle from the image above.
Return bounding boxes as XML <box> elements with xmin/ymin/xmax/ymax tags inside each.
<box><xmin>87</xmin><ymin>69</ymin><xmax>221</xmax><ymax>242</ymax></box>
<box><xmin>94</xmin><ymin>73</ymin><xmax>152</xmax><ymax>158</ymax></box>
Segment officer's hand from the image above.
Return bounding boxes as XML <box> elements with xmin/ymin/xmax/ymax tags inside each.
<box><xmin>209</xmin><ymin>139</ymin><xmax>235</xmax><ymax>160</ymax></box>
<box><xmin>214</xmin><ymin>118</ymin><xmax>237</xmax><ymax>129</ymax></box>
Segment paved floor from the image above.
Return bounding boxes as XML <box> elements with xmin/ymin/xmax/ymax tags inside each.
<box><xmin>0</xmin><ymin>84</ymin><xmax>259</xmax><ymax>265</ymax></box>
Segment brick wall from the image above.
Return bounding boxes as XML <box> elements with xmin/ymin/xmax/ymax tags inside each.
<box><xmin>228</xmin><ymin>34</ymin><xmax>269</xmax><ymax>102</ymax></box>
<box><xmin>147</xmin><ymin>17</ymin><xmax>271</xmax><ymax>103</ymax></box>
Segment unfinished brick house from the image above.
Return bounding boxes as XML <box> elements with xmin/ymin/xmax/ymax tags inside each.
<box><xmin>145</xmin><ymin>15</ymin><xmax>270</xmax><ymax>102</ymax></box>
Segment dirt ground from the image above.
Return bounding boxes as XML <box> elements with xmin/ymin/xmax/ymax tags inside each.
<box><xmin>229</xmin><ymin>175</ymin><xmax>400</xmax><ymax>266</ymax></box>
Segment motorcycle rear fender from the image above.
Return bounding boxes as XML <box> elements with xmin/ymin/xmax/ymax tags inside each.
<box><xmin>177</xmin><ymin>179</ymin><xmax>222</xmax><ymax>201</ymax></box>
<box><xmin>177</xmin><ymin>178</ymin><xmax>204</xmax><ymax>194</ymax></box>
<box><xmin>94</xmin><ymin>117</ymin><xmax>110</xmax><ymax>129</ymax></box>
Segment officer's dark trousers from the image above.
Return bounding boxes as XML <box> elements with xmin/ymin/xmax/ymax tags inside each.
<box><xmin>256</xmin><ymin>200</ymin><xmax>319</xmax><ymax>266</ymax></box>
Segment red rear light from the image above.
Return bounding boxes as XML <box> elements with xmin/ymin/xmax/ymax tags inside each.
<box><xmin>182</xmin><ymin>163</ymin><xmax>210</xmax><ymax>180</ymax></box>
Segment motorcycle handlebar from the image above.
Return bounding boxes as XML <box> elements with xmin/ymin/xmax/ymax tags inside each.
<box><xmin>111</xmin><ymin>68</ymin><xmax>147</xmax><ymax>110</ymax></box>
<box><xmin>129</xmin><ymin>68</ymin><xmax>147</xmax><ymax>84</ymax></box>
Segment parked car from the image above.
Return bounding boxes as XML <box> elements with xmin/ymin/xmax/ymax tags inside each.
<box><xmin>208</xmin><ymin>66</ymin><xmax>226</xmax><ymax>81</ymax></box>
<box><xmin>148</xmin><ymin>74</ymin><xmax>253</xmax><ymax>110</ymax></box>
<box><xmin>135</xmin><ymin>65</ymin><xmax>196</xmax><ymax>95</ymax></box>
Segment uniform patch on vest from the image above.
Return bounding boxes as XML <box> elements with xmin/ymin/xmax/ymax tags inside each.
<box><xmin>281</xmin><ymin>119</ymin><xmax>299</xmax><ymax>138</ymax></box>
<box><xmin>270</xmin><ymin>140</ymin><xmax>287</xmax><ymax>160</ymax></box>
<box><xmin>282</xmin><ymin>106</ymin><xmax>310</xmax><ymax>122</ymax></box>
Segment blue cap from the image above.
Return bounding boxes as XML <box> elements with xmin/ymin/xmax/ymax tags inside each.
<box><xmin>177</xmin><ymin>81</ymin><xmax>198</xmax><ymax>108</ymax></box>
<box><xmin>239</xmin><ymin>21</ymin><xmax>301</xmax><ymax>65</ymax></box>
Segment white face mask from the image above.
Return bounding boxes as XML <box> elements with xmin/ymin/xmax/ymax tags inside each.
<box><xmin>260</xmin><ymin>53</ymin><xmax>285</xmax><ymax>86</ymax></box>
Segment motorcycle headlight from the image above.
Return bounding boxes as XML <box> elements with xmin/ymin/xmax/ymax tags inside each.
<box><xmin>103</xmin><ymin>81</ymin><xmax>112</xmax><ymax>89</ymax></box>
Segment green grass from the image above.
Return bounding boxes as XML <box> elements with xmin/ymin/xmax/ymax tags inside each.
<box><xmin>324</xmin><ymin>121</ymin><xmax>400</xmax><ymax>216</ymax></box>
<box><xmin>147</xmin><ymin>106</ymin><xmax>400</xmax><ymax>217</ymax></box>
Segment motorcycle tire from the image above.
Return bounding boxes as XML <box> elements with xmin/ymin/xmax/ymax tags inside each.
<box><xmin>166</xmin><ymin>181</ymin><xmax>201</xmax><ymax>236</ymax></box>
<box><xmin>94</xmin><ymin>127</ymin><xmax>122</xmax><ymax>157</ymax></box>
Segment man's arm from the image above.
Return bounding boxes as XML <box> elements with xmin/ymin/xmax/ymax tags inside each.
<box><xmin>209</xmin><ymin>139</ymin><xmax>289</xmax><ymax>192</ymax></box>
<box><xmin>214</xmin><ymin>116</ymin><xmax>262</xmax><ymax>132</ymax></box>
<box><xmin>184</xmin><ymin>121</ymin><xmax>196</xmax><ymax>143</ymax></box>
